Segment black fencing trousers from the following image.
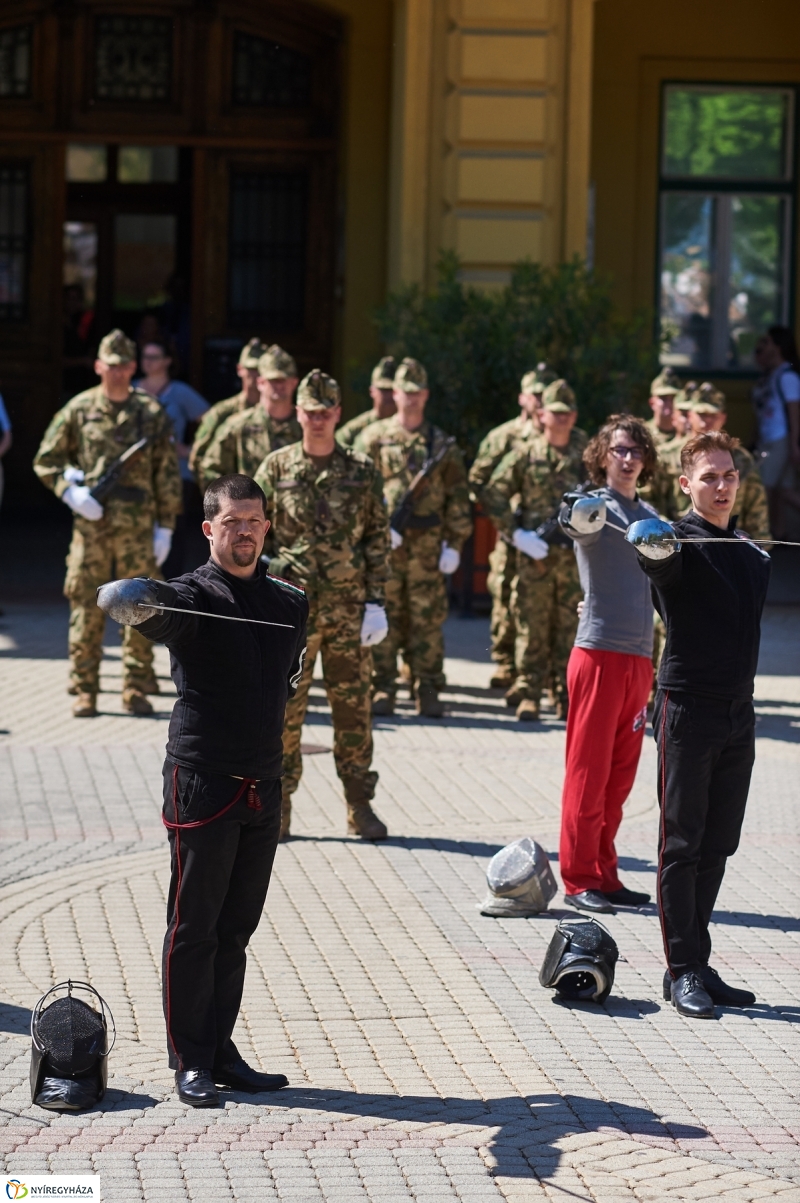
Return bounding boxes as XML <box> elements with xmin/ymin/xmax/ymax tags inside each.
<box><xmin>653</xmin><ymin>689</ymin><xmax>755</xmax><ymax>979</ymax></box>
<box><xmin>161</xmin><ymin>760</ymin><xmax>282</xmax><ymax>1072</ymax></box>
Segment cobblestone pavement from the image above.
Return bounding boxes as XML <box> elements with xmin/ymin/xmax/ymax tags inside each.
<box><xmin>0</xmin><ymin>602</ymin><xmax>798</xmax><ymax>1202</ymax></box>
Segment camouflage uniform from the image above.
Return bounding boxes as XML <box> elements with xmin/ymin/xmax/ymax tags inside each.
<box><xmin>482</xmin><ymin>397</ymin><xmax>585</xmax><ymax>714</ymax></box>
<box><xmin>356</xmin><ymin>372</ymin><xmax>472</xmax><ymax>703</ymax></box>
<box><xmin>254</xmin><ymin>372</ymin><xmax>389</xmax><ymax>820</ymax></box>
<box><xmin>33</xmin><ymin>378</ymin><xmax>182</xmax><ymax>701</ymax></box>
<box><xmin>337</xmin><ymin>356</ymin><xmax>397</xmax><ymax>450</ymax></box>
<box><xmin>199</xmin><ymin>345</ymin><xmax>301</xmax><ymax>490</ymax></box>
<box><xmin>188</xmin><ymin>338</ymin><xmax>265</xmax><ymax>483</ymax></box>
<box><xmin>469</xmin><ymin>414</ymin><xmax>537</xmax><ymax>677</ymax></box>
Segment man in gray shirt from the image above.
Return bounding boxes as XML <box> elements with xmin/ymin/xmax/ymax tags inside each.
<box><xmin>558</xmin><ymin>416</ymin><xmax>659</xmax><ymax>915</ymax></box>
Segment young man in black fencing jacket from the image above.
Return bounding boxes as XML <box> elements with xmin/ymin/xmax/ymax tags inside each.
<box><xmin>98</xmin><ymin>474</ymin><xmax>308</xmax><ymax>1104</ymax></box>
<box><xmin>634</xmin><ymin>431</ymin><xmax>770</xmax><ymax>1018</ymax></box>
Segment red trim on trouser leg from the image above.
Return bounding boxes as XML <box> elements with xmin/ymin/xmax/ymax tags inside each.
<box><xmin>656</xmin><ymin>690</ymin><xmax>673</xmax><ymax>977</ymax></box>
<box><xmin>163</xmin><ymin>767</ymin><xmax>257</xmax><ymax>1069</ymax></box>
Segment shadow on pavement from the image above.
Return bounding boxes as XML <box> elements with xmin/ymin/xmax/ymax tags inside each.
<box><xmin>0</xmin><ymin>1003</ymin><xmax>32</xmax><ymax>1034</ymax></box>
<box><xmin>711</xmin><ymin>910</ymin><xmax>800</xmax><ymax>932</ymax></box>
<box><xmin>263</xmin><ymin>1089</ymin><xmax>708</xmax><ymax>1177</ymax></box>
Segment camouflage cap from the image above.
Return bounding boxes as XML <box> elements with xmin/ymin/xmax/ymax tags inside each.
<box><xmin>394</xmin><ymin>357</ymin><xmax>428</xmax><ymax>392</ymax></box>
<box><xmin>239</xmin><ymin>338</ymin><xmax>266</xmax><ymax>369</ymax></box>
<box><xmin>691</xmin><ymin>382</ymin><xmax>726</xmax><ymax>414</ymax></box>
<box><xmin>541</xmin><ymin>379</ymin><xmax>577</xmax><ymax>413</ymax></box>
<box><xmin>674</xmin><ymin>380</ymin><xmax>698</xmax><ymax>411</ymax></box>
<box><xmin>296</xmin><ymin>369</ymin><xmax>341</xmax><ymax>412</ymax></box>
<box><xmin>520</xmin><ymin>362</ymin><xmax>557</xmax><ymax>395</ymax></box>
<box><xmin>650</xmin><ymin>367</ymin><xmax>680</xmax><ymax>396</ymax></box>
<box><xmin>258</xmin><ymin>344</ymin><xmax>298</xmax><ymax>380</ymax></box>
<box><xmin>97</xmin><ymin>329</ymin><xmax>136</xmax><ymax>365</ymax></box>
<box><xmin>371</xmin><ymin>356</ymin><xmax>397</xmax><ymax>389</ymax></box>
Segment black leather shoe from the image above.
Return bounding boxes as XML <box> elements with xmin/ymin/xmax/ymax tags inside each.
<box><xmin>670</xmin><ymin>972</ymin><xmax>715</xmax><ymax>1018</ymax></box>
<box><xmin>214</xmin><ymin>1059</ymin><xmax>288</xmax><ymax>1093</ymax></box>
<box><xmin>563</xmin><ymin>890</ymin><xmax>616</xmax><ymax>915</ymax></box>
<box><xmin>602</xmin><ymin>886</ymin><xmax>651</xmax><ymax>908</ymax></box>
<box><xmin>701</xmin><ymin>965</ymin><xmax>756</xmax><ymax>1007</ymax></box>
<box><xmin>176</xmin><ymin>1069</ymin><xmax>219</xmax><ymax>1107</ymax></box>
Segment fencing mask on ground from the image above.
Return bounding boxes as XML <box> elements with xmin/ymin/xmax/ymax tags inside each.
<box><xmin>30</xmin><ymin>981</ymin><xmax>115</xmax><ymax>1111</ymax></box>
<box><xmin>479</xmin><ymin>837</ymin><xmax>558</xmax><ymax>917</ymax></box>
<box><xmin>539</xmin><ymin>917</ymin><xmax>619</xmax><ymax>1003</ymax></box>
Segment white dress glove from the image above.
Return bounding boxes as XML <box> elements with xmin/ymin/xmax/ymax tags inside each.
<box><xmin>513</xmin><ymin>528</ymin><xmax>549</xmax><ymax>560</ymax></box>
<box><xmin>62</xmin><ymin>483</ymin><xmax>103</xmax><ymax>521</ymax></box>
<box><xmin>360</xmin><ymin>603</ymin><xmax>389</xmax><ymax>647</ymax></box>
<box><xmin>390</xmin><ymin>528</ymin><xmax>404</xmax><ymax>550</ymax></box>
<box><xmin>153</xmin><ymin>526</ymin><xmax>173</xmax><ymax>567</ymax></box>
<box><xmin>438</xmin><ymin>542</ymin><xmax>460</xmax><ymax>575</ymax></box>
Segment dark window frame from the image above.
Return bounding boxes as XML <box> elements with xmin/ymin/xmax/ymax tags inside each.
<box><xmin>0</xmin><ymin>161</ymin><xmax>30</xmax><ymax>323</ymax></box>
<box><xmin>656</xmin><ymin>80</ymin><xmax>799</xmax><ymax>378</ymax></box>
<box><xmin>92</xmin><ymin>13</ymin><xmax>173</xmax><ymax>105</ymax></box>
<box><xmin>227</xmin><ymin>168</ymin><xmax>309</xmax><ymax>334</ymax></box>
<box><xmin>231</xmin><ymin>30</ymin><xmax>313</xmax><ymax>109</ymax></box>
<box><xmin>0</xmin><ymin>23</ymin><xmax>33</xmax><ymax>101</ymax></box>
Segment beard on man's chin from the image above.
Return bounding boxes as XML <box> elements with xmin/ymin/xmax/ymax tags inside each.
<box><xmin>231</xmin><ymin>541</ymin><xmax>257</xmax><ymax>567</ymax></box>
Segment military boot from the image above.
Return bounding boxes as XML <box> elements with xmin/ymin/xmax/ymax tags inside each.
<box><xmin>504</xmin><ymin>684</ymin><xmax>524</xmax><ymax>708</ymax></box>
<box><xmin>516</xmin><ymin>698</ymin><xmax>540</xmax><ymax>722</ymax></box>
<box><xmin>490</xmin><ymin>667</ymin><xmax>514</xmax><ymax>690</ymax></box>
<box><xmin>416</xmin><ymin>685</ymin><xmax>444</xmax><ymax>718</ymax></box>
<box><xmin>399</xmin><ymin>661</ymin><xmax>415</xmax><ymax>698</ymax></box>
<box><xmin>142</xmin><ymin>671</ymin><xmax>160</xmax><ymax>696</ymax></box>
<box><xmin>72</xmin><ymin>692</ymin><xmax>97</xmax><ymax>718</ymax></box>
<box><xmin>347</xmin><ymin>803</ymin><xmax>388</xmax><ymax>840</ymax></box>
<box><xmin>122</xmin><ymin>688</ymin><xmax>153</xmax><ymax>716</ymax></box>
<box><xmin>67</xmin><ymin>682</ymin><xmax>79</xmax><ymax>696</ymax></box>
<box><xmin>371</xmin><ymin>691</ymin><xmax>395</xmax><ymax>716</ymax></box>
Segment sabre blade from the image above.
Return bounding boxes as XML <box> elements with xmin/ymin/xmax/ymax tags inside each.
<box><xmin>137</xmin><ymin>603</ymin><xmax>294</xmax><ymax>629</ymax></box>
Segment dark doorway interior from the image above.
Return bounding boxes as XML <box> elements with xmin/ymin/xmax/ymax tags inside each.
<box><xmin>62</xmin><ymin>143</ymin><xmax>192</xmax><ymax>400</ymax></box>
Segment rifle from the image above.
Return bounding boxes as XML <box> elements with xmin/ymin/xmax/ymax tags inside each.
<box><xmin>390</xmin><ymin>435</ymin><xmax>456</xmax><ymax>534</ymax></box>
<box><xmin>90</xmin><ymin>436</ymin><xmax>151</xmax><ymax>505</ymax></box>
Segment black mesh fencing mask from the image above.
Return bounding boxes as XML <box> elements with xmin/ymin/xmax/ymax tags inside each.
<box><xmin>539</xmin><ymin>917</ymin><xmax>619</xmax><ymax>1004</ymax></box>
<box><xmin>30</xmin><ymin>981</ymin><xmax>116</xmax><ymax>1111</ymax></box>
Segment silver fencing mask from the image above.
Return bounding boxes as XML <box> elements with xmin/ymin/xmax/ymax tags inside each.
<box><xmin>479</xmin><ymin>837</ymin><xmax>558</xmax><ymax>917</ymax></box>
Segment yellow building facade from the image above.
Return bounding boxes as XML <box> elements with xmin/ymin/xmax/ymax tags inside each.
<box><xmin>0</xmin><ymin>0</ymin><xmax>797</xmax><ymax>498</ymax></box>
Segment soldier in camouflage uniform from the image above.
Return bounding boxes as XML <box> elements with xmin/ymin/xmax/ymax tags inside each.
<box><xmin>645</xmin><ymin>368</ymin><xmax>680</xmax><ymax>448</ymax></box>
<box><xmin>188</xmin><ymin>338</ymin><xmax>265</xmax><ymax>485</ymax></box>
<box><xmin>482</xmin><ymin>380</ymin><xmax>585</xmax><ymax>722</ymax></box>
<box><xmin>254</xmin><ymin>370</ymin><xmax>390</xmax><ymax>841</ymax></box>
<box><xmin>200</xmin><ymin>345</ymin><xmax>301</xmax><ymax>489</ymax></box>
<box><xmin>469</xmin><ymin>364</ymin><xmax>557</xmax><ymax>689</ymax></box>
<box><xmin>356</xmin><ymin>358</ymin><xmax>473</xmax><ymax>718</ymax></box>
<box><xmin>337</xmin><ymin>356</ymin><xmax>397</xmax><ymax>449</ymax></box>
<box><xmin>684</xmin><ymin>385</ymin><xmax>771</xmax><ymax>539</ymax></box>
<box><xmin>33</xmin><ymin>330</ymin><xmax>182</xmax><ymax>718</ymax></box>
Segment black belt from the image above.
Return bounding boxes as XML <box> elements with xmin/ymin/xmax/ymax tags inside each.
<box><xmin>404</xmin><ymin>514</ymin><xmax>441</xmax><ymax>530</ymax></box>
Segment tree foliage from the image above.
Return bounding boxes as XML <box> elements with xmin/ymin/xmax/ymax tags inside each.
<box><xmin>370</xmin><ymin>252</ymin><xmax>658</xmax><ymax>457</ymax></box>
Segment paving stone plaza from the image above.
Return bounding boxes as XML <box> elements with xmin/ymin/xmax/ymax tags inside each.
<box><xmin>0</xmin><ymin>597</ymin><xmax>799</xmax><ymax>1202</ymax></box>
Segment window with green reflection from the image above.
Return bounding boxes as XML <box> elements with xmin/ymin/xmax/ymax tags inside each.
<box><xmin>659</xmin><ymin>85</ymin><xmax>795</xmax><ymax>372</ymax></box>
<box><xmin>664</xmin><ymin>87</ymin><xmax>791</xmax><ymax>180</ymax></box>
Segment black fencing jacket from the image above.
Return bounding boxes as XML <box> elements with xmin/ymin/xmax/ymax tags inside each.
<box><xmin>138</xmin><ymin>558</ymin><xmax>308</xmax><ymax>779</ymax></box>
<box><xmin>638</xmin><ymin>510</ymin><xmax>770</xmax><ymax>700</ymax></box>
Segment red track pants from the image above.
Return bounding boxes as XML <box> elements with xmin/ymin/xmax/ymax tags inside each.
<box><xmin>559</xmin><ymin>646</ymin><xmax>653</xmax><ymax>896</ymax></box>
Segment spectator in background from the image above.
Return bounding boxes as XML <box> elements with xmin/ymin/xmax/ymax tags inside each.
<box><xmin>0</xmin><ymin>391</ymin><xmax>12</xmax><ymax>509</ymax></box>
<box><xmin>137</xmin><ymin>339</ymin><xmax>209</xmax><ymax>576</ymax></box>
<box><xmin>753</xmin><ymin>325</ymin><xmax>800</xmax><ymax>537</ymax></box>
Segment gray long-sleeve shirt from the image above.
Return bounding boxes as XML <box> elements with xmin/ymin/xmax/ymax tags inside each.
<box><xmin>569</xmin><ymin>487</ymin><xmax>658</xmax><ymax>659</ymax></box>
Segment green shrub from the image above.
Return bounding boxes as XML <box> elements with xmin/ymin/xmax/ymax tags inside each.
<box><xmin>370</xmin><ymin>251</ymin><xmax>658</xmax><ymax>456</ymax></box>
